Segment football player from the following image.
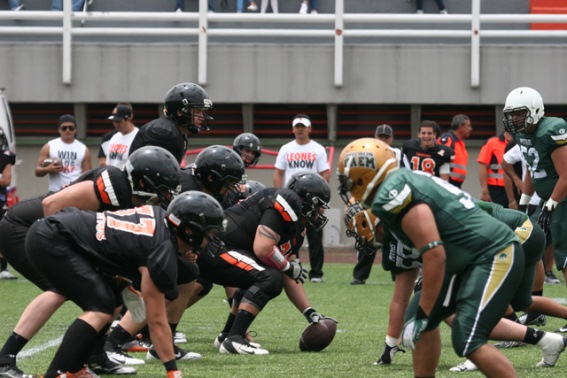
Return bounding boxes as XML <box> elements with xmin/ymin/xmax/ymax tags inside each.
<box><xmin>212</xmin><ymin>172</ymin><xmax>333</xmax><ymax>354</ymax></box>
<box><xmin>338</xmin><ymin>137</ymin><xmax>525</xmax><ymax>377</ymax></box>
<box><xmin>503</xmin><ymin>87</ymin><xmax>567</xmax><ymax>330</ymax></box>
<box><xmin>232</xmin><ymin>132</ymin><xmax>263</xmax><ymax>169</ymax></box>
<box><xmin>0</xmin><ymin>146</ymin><xmax>181</xmax><ymax>377</ymax></box>
<box><xmin>401</xmin><ymin>120</ymin><xmax>454</xmax><ymax>181</ymax></box>
<box><xmin>25</xmin><ymin>191</ymin><xmax>224</xmax><ymax>378</ymax></box>
<box><xmin>129</xmin><ymin>82</ymin><xmax>213</xmax><ymax>163</ymax></box>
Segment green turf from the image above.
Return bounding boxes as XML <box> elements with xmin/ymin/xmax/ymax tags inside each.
<box><xmin>1</xmin><ymin>263</ymin><xmax>567</xmax><ymax>377</ymax></box>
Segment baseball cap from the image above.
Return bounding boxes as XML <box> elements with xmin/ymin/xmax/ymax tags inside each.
<box><xmin>375</xmin><ymin>124</ymin><xmax>393</xmax><ymax>138</ymax></box>
<box><xmin>292</xmin><ymin>114</ymin><xmax>311</xmax><ymax>128</ymax></box>
<box><xmin>107</xmin><ymin>104</ymin><xmax>132</xmax><ymax>121</ymax></box>
<box><xmin>58</xmin><ymin>114</ymin><xmax>76</xmax><ymax>127</ymax></box>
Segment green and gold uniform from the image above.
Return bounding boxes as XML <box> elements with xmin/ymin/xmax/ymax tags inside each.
<box><xmin>515</xmin><ymin>116</ymin><xmax>567</xmax><ymax>270</ymax></box>
<box><xmin>370</xmin><ymin>169</ymin><xmax>522</xmax><ymax>357</ymax></box>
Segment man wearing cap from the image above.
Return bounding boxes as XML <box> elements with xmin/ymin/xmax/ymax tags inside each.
<box><xmin>35</xmin><ymin>114</ymin><xmax>92</xmax><ymax>193</ymax></box>
<box><xmin>273</xmin><ymin>114</ymin><xmax>330</xmax><ymax>283</ymax></box>
<box><xmin>438</xmin><ymin>114</ymin><xmax>472</xmax><ymax>188</ymax></box>
<box><xmin>101</xmin><ymin>103</ymin><xmax>139</xmax><ymax>169</ymax></box>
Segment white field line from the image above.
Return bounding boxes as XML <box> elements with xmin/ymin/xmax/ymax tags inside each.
<box><xmin>19</xmin><ymin>336</ymin><xmax>63</xmax><ymax>359</ymax></box>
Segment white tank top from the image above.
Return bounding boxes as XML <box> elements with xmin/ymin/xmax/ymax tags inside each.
<box><xmin>106</xmin><ymin>128</ymin><xmax>139</xmax><ymax>169</ymax></box>
<box><xmin>48</xmin><ymin>138</ymin><xmax>87</xmax><ymax>192</ymax></box>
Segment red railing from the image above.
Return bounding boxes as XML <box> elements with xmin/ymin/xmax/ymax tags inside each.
<box><xmin>183</xmin><ymin>146</ymin><xmax>335</xmax><ymax>171</ymax></box>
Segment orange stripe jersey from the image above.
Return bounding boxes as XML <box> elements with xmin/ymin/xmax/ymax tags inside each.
<box><xmin>75</xmin><ymin>166</ymin><xmax>134</xmax><ymax>210</ymax></box>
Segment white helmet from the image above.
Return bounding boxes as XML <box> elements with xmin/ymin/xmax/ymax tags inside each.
<box><xmin>503</xmin><ymin>87</ymin><xmax>544</xmax><ymax>134</ymax></box>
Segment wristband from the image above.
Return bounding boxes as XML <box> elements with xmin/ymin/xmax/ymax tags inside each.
<box><xmin>519</xmin><ymin>193</ymin><xmax>532</xmax><ymax>206</ymax></box>
<box><xmin>545</xmin><ymin>198</ymin><xmax>559</xmax><ymax>211</ymax></box>
<box><xmin>261</xmin><ymin>245</ymin><xmax>290</xmax><ymax>271</ymax></box>
<box><xmin>418</xmin><ymin>240</ymin><xmax>443</xmax><ymax>255</ymax></box>
<box><xmin>164</xmin><ymin>359</ymin><xmax>178</xmax><ymax>372</ymax></box>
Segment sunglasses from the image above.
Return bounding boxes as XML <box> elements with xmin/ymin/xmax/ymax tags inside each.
<box><xmin>60</xmin><ymin>126</ymin><xmax>76</xmax><ymax>131</ymax></box>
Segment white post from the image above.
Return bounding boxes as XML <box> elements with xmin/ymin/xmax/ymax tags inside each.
<box><xmin>198</xmin><ymin>0</ymin><xmax>208</xmax><ymax>86</ymax></box>
<box><xmin>471</xmin><ymin>0</ymin><xmax>480</xmax><ymax>88</ymax></box>
<box><xmin>62</xmin><ymin>0</ymin><xmax>72</xmax><ymax>85</ymax></box>
<box><xmin>334</xmin><ymin>0</ymin><xmax>344</xmax><ymax>88</ymax></box>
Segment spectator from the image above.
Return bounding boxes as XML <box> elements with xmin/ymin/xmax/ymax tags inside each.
<box><xmin>34</xmin><ymin>114</ymin><xmax>92</xmax><ymax>193</ymax></box>
<box><xmin>7</xmin><ymin>1</ymin><xmax>24</xmax><ymax>11</ymax></box>
<box><xmin>261</xmin><ymin>0</ymin><xmax>278</xmax><ymax>13</ymax></box>
<box><xmin>103</xmin><ymin>103</ymin><xmax>139</xmax><ymax>169</ymax></box>
<box><xmin>416</xmin><ymin>0</ymin><xmax>448</xmax><ymax>14</ymax></box>
<box><xmin>273</xmin><ymin>114</ymin><xmax>330</xmax><ymax>283</ymax></box>
<box><xmin>401</xmin><ymin>120</ymin><xmax>454</xmax><ymax>181</ymax></box>
<box><xmin>477</xmin><ymin>131</ymin><xmax>511</xmax><ymax>207</ymax></box>
<box><xmin>438</xmin><ymin>114</ymin><xmax>472</xmax><ymax>188</ymax></box>
<box><xmin>51</xmin><ymin>0</ymin><xmax>85</xmax><ymax>11</ymax></box>
<box><xmin>97</xmin><ymin>129</ymin><xmax>117</xmax><ymax>167</ymax></box>
<box><xmin>0</xmin><ymin>129</ymin><xmax>16</xmax><ymax>280</ymax></box>
<box><xmin>299</xmin><ymin>0</ymin><xmax>317</xmax><ymax>14</ymax></box>
<box><xmin>175</xmin><ymin>0</ymin><xmax>184</xmax><ymax>12</ymax></box>
<box><xmin>238</xmin><ymin>0</ymin><xmax>257</xmax><ymax>12</ymax></box>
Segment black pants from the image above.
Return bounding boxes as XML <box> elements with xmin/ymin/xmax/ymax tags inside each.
<box><xmin>352</xmin><ymin>246</ymin><xmax>377</xmax><ymax>281</ymax></box>
<box><xmin>488</xmin><ymin>185</ymin><xmax>508</xmax><ymax>208</ymax></box>
<box><xmin>306</xmin><ymin>223</ymin><xmax>324</xmax><ymax>279</ymax></box>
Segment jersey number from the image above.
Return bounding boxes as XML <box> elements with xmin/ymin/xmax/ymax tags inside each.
<box><xmin>105</xmin><ymin>206</ymin><xmax>156</xmax><ymax>237</ymax></box>
<box><xmin>520</xmin><ymin>145</ymin><xmax>547</xmax><ymax>179</ymax></box>
<box><xmin>410</xmin><ymin>157</ymin><xmax>435</xmax><ymax>175</ymax></box>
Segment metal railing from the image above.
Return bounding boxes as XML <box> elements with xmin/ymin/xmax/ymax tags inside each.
<box><xmin>0</xmin><ymin>0</ymin><xmax>566</xmax><ymax>88</ymax></box>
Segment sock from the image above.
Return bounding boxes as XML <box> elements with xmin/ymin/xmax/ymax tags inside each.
<box><xmin>0</xmin><ymin>332</ymin><xmax>29</xmax><ymax>357</ymax></box>
<box><xmin>45</xmin><ymin>318</ymin><xmax>98</xmax><ymax>377</ymax></box>
<box><xmin>227</xmin><ymin>297</ymin><xmax>234</xmax><ymax>308</ymax></box>
<box><xmin>385</xmin><ymin>335</ymin><xmax>398</xmax><ymax>348</ymax></box>
<box><xmin>523</xmin><ymin>327</ymin><xmax>545</xmax><ymax>345</ymax></box>
<box><xmin>221</xmin><ymin>313</ymin><xmax>236</xmax><ymax>334</ymax></box>
<box><xmin>87</xmin><ymin>323</ymin><xmax>111</xmax><ymax>358</ymax></box>
<box><xmin>503</xmin><ymin>312</ymin><xmax>519</xmax><ymax>323</ymax></box>
<box><xmin>105</xmin><ymin>324</ymin><xmax>133</xmax><ymax>351</ymax></box>
<box><xmin>169</xmin><ymin>323</ymin><xmax>178</xmax><ymax>340</ymax></box>
<box><xmin>140</xmin><ymin>325</ymin><xmax>150</xmax><ymax>340</ymax></box>
<box><xmin>228</xmin><ymin>310</ymin><xmax>256</xmax><ymax>338</ymax></box>
<box><xmin>0</xmin><ymin>257</ymin><xmax>7</xmax><ymax>271</ymax></box>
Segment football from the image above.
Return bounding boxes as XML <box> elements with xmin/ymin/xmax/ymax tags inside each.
<box><xmin>299</xmin><ymin>317</ymin><xmax>337</xmax><ymax>352</ymax></box>
<box><xmin>42</xmin><ymin>158</ymin><xmax>60</xmax><ymax>167</ymax></box>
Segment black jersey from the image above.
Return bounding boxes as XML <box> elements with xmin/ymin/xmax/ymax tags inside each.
<box><xmin>0</xmin><ymin>149</ymin><xmax>16</xmax><ymax>200</ymax></box>
<box><xmin>45</xmin><ymin>205</ymin><xmax>178</xmax><ymax>297</ymax></box>
<box><xmin>222</xmin><ymin>188</ymin><xmax>305</xmax><ymax>256</ymax></box>
<box><xmin>130</xmin><ymin>117</ymin><xmax>187</xmax><ymax>164</ymax></box>
<box><xmin>401</xmin><ymin>138</ymin><xmax>454</xmax><ymax>177</ymax></box>
<box><xmin>4</xmin><ymin>166</ymin><xmax>133</xmax><ymax>228</ymax></box>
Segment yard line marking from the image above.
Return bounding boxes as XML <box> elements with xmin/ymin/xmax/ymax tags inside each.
<box><xmin>19</xmin><ymin>336</ymin><xmax>63</xmax><ymax>358</ymax></box>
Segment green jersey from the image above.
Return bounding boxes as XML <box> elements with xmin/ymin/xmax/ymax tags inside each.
<box><xmin>371</xmin><ymin>169</ymin><xmax>518</xmax><ymax>275</ymax></box>
<box><xmin>475</xmin><ymin>200</ymin><xmax>528</xmax><ymax>230</ymax></box>
<box><xmin>515</xmin><ymin>116</ymin><xmax>567</xmax><ymax>200</ymax></box>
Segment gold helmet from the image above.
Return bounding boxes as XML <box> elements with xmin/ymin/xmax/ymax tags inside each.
<box><xmin>344</xmin><ymin>201</ymin><xmax>381</xmax><ymax>252</ymax></box>
<box><xmin>337</xmin><ymin>138</ymin><xmax>397</xmax><ymax>205</ymax></box>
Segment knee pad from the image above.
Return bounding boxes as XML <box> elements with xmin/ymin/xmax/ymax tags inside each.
<box><xmin>241</xmin><ymin>270</ymin><xmax>283</xmax><ymax>310</ymax></box>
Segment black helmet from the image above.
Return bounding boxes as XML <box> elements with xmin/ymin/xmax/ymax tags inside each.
<box><xmin>124</xmin><ymin>146</ymin><xmax>181</xmax><ymax>208</ymax></box>
<box><xmin>232</xmin><ymin>133</ymin><xmax>262</xmax><ymax>168</ymax></box>
<box><xmin>194</xmin><ymin>145</ymin><xmax>245</xmax><ymax>207</ymax></box>
<box><xmin>287</xmin><ymin>171</ymin><xmax>331</xmax><ymax>231</ymax></box>
<box><xmin>166</xmin><ymin>191</ymin><xmax>225</xmax><ymax>251</ymax></box>
<box><xmin>164</xmin><ymin>82</ymin><xmax>213</xmax><ymax>134</ymax></box>
<box><xmin>225</xmin><ymin>179</ymin><xmax>267</xmax><ymax>206</ymax></box>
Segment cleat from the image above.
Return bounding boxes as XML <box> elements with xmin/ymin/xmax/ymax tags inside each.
<box><xmin>544</xmin><ymin>271</ymin><xmax>561</xmax><ymax>285</ymax></box>
<box><xmin>310</xmin><ymin>277</ymin><xmax>322</xmax><ymax>283</ymax></box>
<box><xmin>519</xmin><ymin>313</ymin><xmax>547</xmax><ymax>327</ymax></box>
<box><xmin>123</xmin><ymin>338</ymin><xmax>152</xmax><ymax>353</ymax></box>
<box><xmin>494</xmin><ymin>340</ymin><xmax>525</xmax><ymax>348</ymax></box>
<box><xmin>350</xmin><ymin>279</ymin><xmax>366</xmax><ymax>285</ymax></box>
<box><xmin>106</xmin><ymin>350</ymin><xmax>145</xmax><ymax>366</ymax></box>
<box><xmin>146</xmin><ymin>345</ymin><xmax>202</xmax><ymax>361</ymax></box>
<box><xmin>88</xmin><ymin>353</ymin><xmax>136</xmax><ymax>375</ymax></box>
<box><xmin>215</xmin><ymin>332</ymin><xmax>261</xmax><ymax>350</ymax></box>
<box><xmin>0</xmin><ymin>354</ymin><xmax>35</xmax><ymax>378</ymax></box>
<box><xmin>449</xmin><ymin>359</ymin><xmax>478</xmax><ymax>372</ymax></box>
<box><xmin>372</xmin><ymin>343</ymin><xmax>404</xmax><ymax>365</ymax></box>
<box><xmin>0</xmin><ymin>270</ymin><xmax>17</xmax><ymax>280</ymax></box>
<box><xmin>219</xmin><ymin>335</ymin><xmax>269</xmax><ymax>355</ymax></box>
<box><xmin>174</xmin><ymin>331</ymin><xmax>187</xmax><ymax>344</ymax></box>
<box><xmin>556</xmin><ymin>324</ymin><xmax>567</xmax><ymax>333</ymax></box>
<box><xmin>536</xmin><ymin>333</ymin><xmax>567</xmax><ymax>367</ymax></box>
<box><xmin>56</xmin><ymin>366</ymin><xmax>100</xmax><ymax>378</ymax></box>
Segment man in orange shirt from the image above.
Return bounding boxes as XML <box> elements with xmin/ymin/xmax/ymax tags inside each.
<box><xmin>438</xmin><ymin>114</ymin><xmax>472</xmax><ymax>188</ymax></box>
<box><xmin>478</xmin><ymin>132</ymin><xmax>511</xmax><ymax>207</ymax></box>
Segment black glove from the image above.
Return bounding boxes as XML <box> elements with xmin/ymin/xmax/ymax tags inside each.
<box><xmin>538</xmin><ymin>199</ymin><xmax>558</xmax><ymax>234</ymax></box>
<box><xmin>283</xmin><ymin>259</ymin><xmax>307</xmax><ymax>283</ymax></box>
<box><xmin>517</xmin><ymin>204</ymin><xmax>528</xmax><ymax>214</ymax></box>
<box><xmin>374</xmin><ymin>343</ymin><xmax>405</xmax><ymax>365</ymax></box>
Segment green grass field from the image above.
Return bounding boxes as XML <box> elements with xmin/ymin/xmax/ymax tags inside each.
<box><xmin>1</xmin><ymin>261</ymin><xmax>567</xmax><ymax>377</ymax></box>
